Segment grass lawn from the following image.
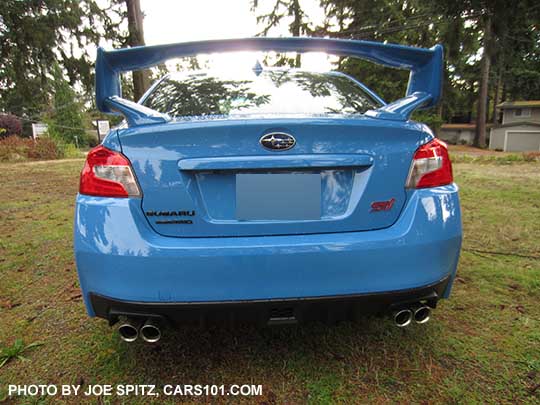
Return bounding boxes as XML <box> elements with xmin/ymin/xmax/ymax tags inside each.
<box><xmin>0</xmin><ymin>159</ymin><xmax>539</xmax><ymax>404</ymax></box>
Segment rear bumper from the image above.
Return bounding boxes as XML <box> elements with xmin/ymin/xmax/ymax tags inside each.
<box><xmin>74</xmin><ymin>184</ymin><xmax>462</xmax><ymax>320</ymax></box>
<box><xmin>90</xmin><ymin>276</ymin><xmax>450</xmax><ymax>325</ymax></box>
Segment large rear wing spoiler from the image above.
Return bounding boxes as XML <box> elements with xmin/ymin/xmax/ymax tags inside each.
<box><xmin>96</xmin><ymin>37</ymin><xmax>443</xmax><ymax>125</ymax></box>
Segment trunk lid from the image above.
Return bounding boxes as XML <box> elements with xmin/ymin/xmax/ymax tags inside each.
<box><xmin>118</xmin><ymin>117</ymin><xmax>424</xmax><ymax>237</ymax></box>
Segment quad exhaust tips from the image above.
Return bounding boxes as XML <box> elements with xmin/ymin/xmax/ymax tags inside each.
<box><xmin>393</xmin><ymin>305</ymin><xmax>432</xmax><ymax>327</ymax></box>
<box><xmin>117</xmin><ymin>318</ymin><xmax>162</xmax><ymax>343</ymax></box>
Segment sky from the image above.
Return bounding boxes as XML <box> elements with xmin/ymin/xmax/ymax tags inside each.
<box><xmin>139</xmin><ymin>0</ymin><xmax>334</xmax><ymax>73</ymax></box>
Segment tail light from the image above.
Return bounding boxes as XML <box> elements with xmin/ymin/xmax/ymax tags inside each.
<box><xmin>79</xmin><ymin>145</ymin><xmax>141</xmax><ymax>197</ymax></box>
<box><xmin>406</xmin><ymin>138</ymin><xmax>453</xmax><ymax>188</ymax></box>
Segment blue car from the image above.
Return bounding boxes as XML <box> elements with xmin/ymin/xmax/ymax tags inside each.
<box><xmin>74</xmin><ymin>38</ymin><xmax>462</xmax><ymax>342</ymax></box>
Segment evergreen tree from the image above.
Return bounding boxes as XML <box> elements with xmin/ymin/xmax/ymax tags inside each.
<box><xmin>251</xmin><ymin>0</ymin><xmax>311</xmax><ymax>67</ymax></box>
<box><xmin>0</xmin><ymin>0</ymin><xmax>127</xmax><ymax>119</ymax></box>
<box><xmin>315</xmin><ymin>0</ymin><xmax>480</xmax><ymax>125</ymax></box>
<box><xmin>428</xmin><ymin>0</ymin><xmax>540</xmax><ymax>146</ymax></box>
<box><xmin>46</xmin><ymin>65</ymin><xmax>86</xmax><ymax>145</ymax></box>
<box><xmin>125</xmin><ymin>0</ymin><xmax>150</xmax><ymax>100</ymax></box>
<box><xmin>252</xmin><ymin>0</ymin><xmax>540</xmax><ymax>137</ymax></box>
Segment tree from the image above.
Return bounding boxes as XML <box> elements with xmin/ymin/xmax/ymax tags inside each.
<box><xmin>253</xmin><ymin>0</ymin><xmax>540</xmax><ymax>139</ymax></box>
<box><xmin>255</xmin><ymin>0</ymin><xmax>478</xmax><ymax>124</ymax></box>
<box><xmin>492</xmin><ymin>2</ymin><xmax>540</xmax><ymax>104</ymax></box>
<box><xmin>125</xmin><ymin>0</ymin><xmax>150</xmax><ymax>100</ymax></box>
<box><xmin>0</xmin><ymin>0</ymin><xmax>127</xmax><ymax>119</ymax></box>
<box><xmin>475</xmin><ymin>13</ymin><xmax>492</xmax><ymax>147</ymax></box>
<box><xmin>432</xmin><ymin>0</ymin><xmax>540</xmax><ymax>146</ymax></box>
<box><xmin>251</xmin><ymin>0</ymin><xmax>311</xmax><ymax>67</ymax></box>
<box><xmin>315</xmin><ymin>0</ymin><xmax>471</xmax><ymax>119</ymax></box>
<box><xmin>46</xmin><ymin>65</ymin><xmax>86</xmax><ymax>145</ymax></box>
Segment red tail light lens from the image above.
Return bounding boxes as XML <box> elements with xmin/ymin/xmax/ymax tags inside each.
<box><xmin>406</xmin><ymin>138</ymin><xmax>453</xmax><ymax>189</ymax></box>
<box><xmin>79</xmin><ymin>145</ymin><xmax>141</xmax><ymax>197</ymax></box>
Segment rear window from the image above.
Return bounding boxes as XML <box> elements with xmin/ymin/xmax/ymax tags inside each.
<box><xmin>142</xmin><ymin>70</ymin><xmax>382</xmax><ymax>119</ymax></box>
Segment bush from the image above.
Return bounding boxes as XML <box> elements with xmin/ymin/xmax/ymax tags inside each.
<box><xmin>58</xmin><ymin>142</ymin><xmax>83</xmax><ymax>159</ymax></box>
<box><xmin>411</xmin><ymin>111</ymin><xmax>444</xmax><ymax>132</ymax></box>
<box><xmin>28</xmin><ymin>137</ymin><xmax>64</xmax><ymax>160</ymax></box>
<box><xmin>83</xmin><ymin>133</ymin><xmax>99</xmax><ymax>148</ymax></box>
<box><xmin>523</xmin><ymin>151</ymin><xmax>540</xmax><ymax>162</ymax></box>
<box><xmin>0</xmin><ymin>114</ymin><xmax>23</xmax><ymax>139</ymax></box>
<box><xmin>0</xmin><ymin>136</ymin><xmax>64</xmax><ymax>162</ymax></box>
<box><xmin>46</xmin><ymin>64</ymin><xmax>87</xmax><ymax>145</ymax></box>
<box><xmin>0</xmin><ymin>136</ymin><xmax>32</xmax><ymax>161</ymax></box>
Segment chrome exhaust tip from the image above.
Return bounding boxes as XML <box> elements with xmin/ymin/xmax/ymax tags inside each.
<box><xmin>140</xmin><ymin>319</ymin><xmax>161</xmax><ymax>343</ymax></box>
<box><xmin>117</xmin><ymin>319</ymin><xmax>142</xmax><ymax>342</ymax></box>
<box><xmin>393</xmin><ymin>309</ymin><xmax>413</xmax><ymax>327</ymax></box>
<box><xmin>413</xmin><ymin>306</ymin><xmax>431</xmax><ymax>324</ymax></box>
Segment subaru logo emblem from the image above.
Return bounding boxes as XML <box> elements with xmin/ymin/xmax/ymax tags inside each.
<box><xmin>259</xmin><ymin>132</ymin><xmax>296</xmax><ymax>151</ymax></box>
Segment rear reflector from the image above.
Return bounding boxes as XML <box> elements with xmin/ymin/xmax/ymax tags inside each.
<box><xmin>79</xmin><ymin>145</ymin><xmax>141</xmax><ymax>197</ymax></box>
<box><xmin>406</xmin><ymin>138</ymin><xmax>453</xmax><ymax>189</ymax></box>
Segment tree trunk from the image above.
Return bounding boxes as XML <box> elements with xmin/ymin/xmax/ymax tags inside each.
<box><xmin>292</xmin><ymin>0</ymin><xmax>302</xmax><ymax>67</ymax></box>
<box><xmin>475</xmin><ymin>15</ymin><xmax>492</xmax><ymax>148</ymax></box>
<box><xmin>126</xmin><ymin>0</ymin><xmax>150</xmax><ymax>100</ymax></box>
<box><xmin>492</xmin><ymin>69</ymin><xmax>501</xmax><ymax>124</ymax></box>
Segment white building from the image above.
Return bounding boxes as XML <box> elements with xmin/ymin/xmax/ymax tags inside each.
<box><xmin>489</xmin><ymin>101</ymin><xmax>540</xmax><ymax>151</ymax></box>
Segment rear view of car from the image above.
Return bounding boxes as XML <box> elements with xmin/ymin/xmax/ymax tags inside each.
<box><xmin>74</xmin><ymin>38</ymin><xmax>462</xmax><ymax>342</ymax></box>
